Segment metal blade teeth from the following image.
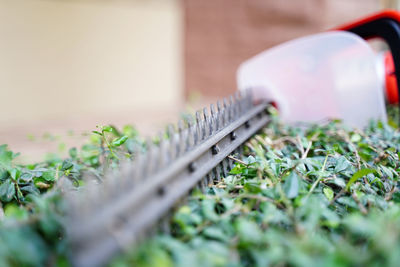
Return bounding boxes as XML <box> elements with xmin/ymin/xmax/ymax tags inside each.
<box><xmin>167</xmin><ymin>124</ymin><xmax>176</xmax><ymax>161</ymax></box>
<box><xmin>203</xmin><ymin>107</ymin><xmax>210</xmax><ymax>138</ymax></box>
<box><xmin>66</xmin><ymin>89</ymin><xmax>263</xmax><ymax>266</ymax></box>
<box><xmin>229</xmin><ymin>95</ymin><xmax>235</xmax><ymax>121</ymax></box>
<box><xmin>187</xmin><ymin>120</ymin><xmax>195</xmax><ymax>150</ymax></box>
<box><xmin>177</xmin><ymin>119</ymin><xmax>185</xmax><ymax>156</ymax></box>
<box><xmin>144</xmin><ymin>138</ymin><xmax>155</xmax><ymax>175</ymax></box>
<box><xmin>70</xmin><ymin>89</ymin><xmax>255</xmax><ymax>209</ymax></box>
<box><xmin>210</xmin><ymin>103</ymin><xmax>217</xmax><ymax>133</ymax></box>
<box><xmin>195</xmin><ymin>110</ymin><xmax>202</xmax><ymax>144</ymax></box>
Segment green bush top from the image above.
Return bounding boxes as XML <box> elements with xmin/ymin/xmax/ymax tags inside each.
<box><xmin>1</xmin><ymin>107</ymin><xmax>400</xmax><ymax>267</ymax></box>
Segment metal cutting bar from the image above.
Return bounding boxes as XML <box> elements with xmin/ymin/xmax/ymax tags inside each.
<box><xmin>66</xmin><ymin>95</ymin><xmax>270</xmax><ymax>267</ymax></box>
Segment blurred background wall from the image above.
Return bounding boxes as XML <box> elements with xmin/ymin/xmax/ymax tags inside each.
<box><xmin>0</xmin><ymin>0</ymin><xmax>182</xmax><ymax>124</ymax></box>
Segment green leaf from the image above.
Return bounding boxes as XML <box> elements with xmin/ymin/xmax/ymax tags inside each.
<box><xmin>346</xmin><ymin>169</ymin><xmax>375</xmax><ymax>191</ymax></box>
<box><xmin>4</xmin><ymin>204</ymin><xmax>28</xmax><ymax>220</ymax></box>
<box><xmin>0</xmin><ymin>179</ymin><xmax>15</xmax><ymax>202</ymax></box>
<box><xmin>69</xmin><ymin>147</ymin><xmax>78</xmax><ymax>159</ymax></box>
<box><xmin>229</xmin><ymin>164</ymin><xmax>244</xmax><ymax>175</ymax></box>
<box><xmin>392</xmin><ymin>191</ymin><xmax>400</xmax><ymax>203</ymax></box>
<box><xmin>92</xmin><ymin>130</ymin><xmax>103</xmax><ymax>136</ymax></box>
<box><xmin>9</xmin><ymin>168</ymin><xmax>21</xmax><ymax>180</ymax></box>
<box><xmin>334</xmin><ymin>156</ymin><xmax>351</xmax><ymax>173</ymax></box>
<box><xmin>202</xmin><ymin>199</ymin><xmax>219</xmax><ymax>222</ymax></box>
<box><xmin>0</xmin><ymin>144</ymin><xmax>16</xmax><ymax>169</ymax></box>
<box><xmin>19</xmin><ymin>172</ymin><xmax>33</xmax><ymax>182</ymax></box>
<box><xmin>323</xmin><ymin>187</ymin><xmax>334</xmax><ymax>201</ymax></box>
<box><xmin>61</xmin><ymin>160</ymin><xmax>73</xmax><ymax>171</ymax></box>
<box><xmin>350</xmin><ymin>133</ymin><xmax>361</xmax><ymax>143</ymax></box>
<box><xmin>380</xmin><ymin>165</ymin><xmax>394</xmax><ymax>179</ymax></box>
<box><xmin>123</xmin><ymin>125</ymin><xmax>139</xmax><ymax>138</ymax></box>
<box><xmin>330</xmin><ymin>177</ymin><xmax>346</xmax><ymax>188</ymax></box>
<box><xmin>102</xmin><ymin>126</ymin><xmax>113</xmax><ymax>132</ymax></box>
<box><xmin>244</xmin><ymin>180</ymin><xmax>261</xmax><ymax>194</ymax></box>
<box><xmin>111</xmin><ymin>135</ymin><xmax>128</xmax><ymax>147</ymax></box>
<box><xmin>20</xmin><ymin>184</ymin><xmax>40</xmax><ymax>195</ymax></box>
<box><xmin>283</xmin><ymin>171</ymin><xmax>299</xmax><ymax>199</ymax></box>
<box><xmin>236</xmin><ymin>219</ymin><xmax>263</xmax><ymax>245</ymax></box>
<box><xmin>42</xmin><ymin>170</ymin><xmax>55</xmax><ymax>182</ymax></box>
<box><xmin>202</xmin><ymin>227</ymin><xmax>229</xmax><ymax>242</ymax></box>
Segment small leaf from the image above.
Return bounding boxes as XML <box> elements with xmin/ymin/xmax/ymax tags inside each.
<box><xmin>0</xmin><ymin>179</ymin><xmax>15</xmax><ymax>202</ymax></box>
<box><xmin>229</xmin><ymin>164</ymin><xmax>244</xmax><ymax>175</ymax></box>
<box><xmin>92</xmin><ymin>131</ymin><xmax>103</xmax><ymax>136</ymax></box>
<box><xmin>0</xmin><ymin>145</ymin><xmax>16</xmax><ymax>169</ymax></box>
<box><xmin>323</xmin><ymin>187</ymin><xmax>334</xmax><ymax>201</ymax></box>
<box><xmin>346</xmin><ymin>169</ymin><xmax>375</xmax><ymax>191</ymax></box>
<box><xmin>202</xmin><ymin>199</ymin><xmax>219</xmax><ymax>222</ymax></box>
<box><xmin>244</xmin><ymin>156</ymin><xmax>256</xmax><ymax>164</ymax></box>
<box><xmin>9</xmin><ymin>169</ymin><xmax>21</xmax><ymax>180</ymax></box>
<box><xmin>111</xmin><ymin>135</ymin><xmax>128</xmax><ymax>147</ymax></box>
<box><xmin>31</xmin><ymin>168</ymin><xmax>47</xmax><ymax>178</ymax></box>
<box><xmin>102</xmin><ymin>126</ymin><xmax>113</xmax><ymax>132</ymax></box>
<box><xmin>330</xmin><ymin>177</ymin><xmax>346</xmax><ymax>188</ymax></box>
<box><xmin>20</xmin><ymin>184</ymin><xmax>40</xmax><ymax>195</ymax></box>
<box><xmin>61</xmin><ymin>160</ymin><xmax>73</xmax><ymax>171</ymax></box>
<box><xmin>123</xmin><ymin>125</ymin><xmax>139</xmax><ymax>138</ymax></box>
<box><xmin>380</xmin><ymin>165</ymin><xmax>394</xmax><ymax>179</ymax></box>
<box><xmin>283</xmin><ymin>171</ymin><xmax>299</xmax><ymax>199</ymax></box>
<box><xmin>350</xmin><ymin>133</ymin><xmax>361</xmax><ymax>143</ymax></box>
<box><xmin>19</xmin><ymin>172</ymin><xmax>33</xmax><ymax>182</ymax></box>
<box><xmin>334</xmin><ymin>156</ymin><xmax>350</xmax><ymax>173</ymax></box>
<box><xmin>244</xmin><ymin>180</ymin><xmax>261</xmax><ymax>194</ymax></box>
<box><xmin>42</xmin><ymin>170</ymin><xmax>55</xmax><ymax>182</ymax></box>
<box><xmin>69</xmin><ymin>147</ymin><xmax>78</xmax><ymax>159</ymax></box>
<box><xmin>202</xmin><ymin>227</ymin><xmax>229</xmax><ymax>242</ymax></box>
<box><xmin>4</xmin><ymin>204</ymin><xmax>28</xmax><ymax>219</ymax></box>
<box><xmin>236</xmin><ymin>219</ymin><xmax>263</xmax><ymax>245</ymax></box>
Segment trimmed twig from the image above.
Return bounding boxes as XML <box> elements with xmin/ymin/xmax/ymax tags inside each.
<box><xmin>301</xmin><ymin>132</ymin><xmax>319</xmax><ymax>160</ymax></box>
<box><xmin>229</xmin><ymin>193</ymin><xmax>274</xmax><ymax>203</ymax></box>
<box><xmin>230</xmin><ymin>193</ymin><xmax>285</xmax><ymax>209</ymax></box>
<box><xmin>330</xmin><ymin>188</ymin><xmax>345</xmax><ymax>206</ymax></box>
<box><xmin>296</xmin><ymin>136</ymin><xmax>305</xmax><ymax>156</ymax></box>
<box><xmin>228</xmin><ymin>155</ymin><xmax>248</xmax><ymax>166</ymax></box>
<box><xmin>212</xmin><ymin>184</ymin><xmax>244</xmax><ymax>189</ymax></box>
<box><xmin>301</xmin><ymin>140</ymin><xmax>313</xmax><ymax>159</ymax></box>
<box><xmin>337</xmin><ymin>130</ymin><xmax>361</xmax><ymax>170</ymax></box>
<box><xmin>221</xmin><ymin>204</ymin><xmax>242</xmax><ymax>219</ymax></box>
<box><xmin>352</xmin><ymin>192</ymin><xmax>368</xmax><ymax>215</ymax></box>
<box><xmin>305</xmin><ymin>155</ymin><xmax>329</xmax><ymax>200</ymax></box>
<box><xmin>245</xmin><ymin>141</ymin><xmax>255</xmax><ymax>151</ymax></box>
<box><xmin>385</xmin><ymin>186</ymin><xmax>398</xmax><ymax>201</ymax></box>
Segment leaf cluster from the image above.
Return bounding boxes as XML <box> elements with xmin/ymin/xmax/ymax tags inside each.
<box><xmin>114</xmin><ymin>111</ymin><xmax>400</xmax><ymax>267</ymax></box>
<box><xmin>1</xmin><ymin>107</ymin><xmax>400</xmax><ymax>267</ymax></box>
<box><xmin>0</xmin><ymin>125</ymin><xmax>144</xmax><ymax>266</ymax></box>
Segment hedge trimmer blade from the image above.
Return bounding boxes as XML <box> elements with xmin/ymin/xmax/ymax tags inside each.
<box><xmin>64</xmin><ymin>91</ymin><xmax>271</xmax><ymax>266</ymax></box>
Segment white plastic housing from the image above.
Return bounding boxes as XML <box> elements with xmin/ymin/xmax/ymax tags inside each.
<box><xmin>237</xmin><ymin>31</ymin><xmax>387</xmax><ymax>128</ymax></box>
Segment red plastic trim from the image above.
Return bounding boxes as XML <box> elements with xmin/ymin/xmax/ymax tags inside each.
<box><xmin>335</xmin><ymin>9</ymin><xmax>400</xmax><ymax>32</ymax></box>
<box><xmin>334</xmin><ymin>9</ymin><xmax>400</xmax><ymax>104</ymax></box>
<box><xmin>384</xmin><ymin>52</ymin><xmax>399</xmax><ymax>104</ymax></box>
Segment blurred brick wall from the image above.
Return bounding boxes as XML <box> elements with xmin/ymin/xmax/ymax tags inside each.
<box><xmin>184</xmin><ymin>0</ymin><xmax>380</xmax><ymax>98</ymax></box>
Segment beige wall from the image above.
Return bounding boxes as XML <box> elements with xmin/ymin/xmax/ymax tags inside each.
<box><xmin>0</xmin><ymin>0</ymin><xmax>182</xmax><ymax>126</ymax></box>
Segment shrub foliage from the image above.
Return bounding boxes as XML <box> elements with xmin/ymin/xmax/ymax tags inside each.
<box><xmin>1</xmin><ymin>110</ymin><xmax>400</xmax><ymax>266</ymax></box>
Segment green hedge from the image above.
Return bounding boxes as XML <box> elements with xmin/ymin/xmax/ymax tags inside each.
<box><xmin>113</xmin><ymin>110</ymin><xmax>400</xmax><ymax>267</ymax></box>
<box><xmin>1</xmin><ymin>108</ymin><xmax>400</xmax><ymax>267</ymax></box>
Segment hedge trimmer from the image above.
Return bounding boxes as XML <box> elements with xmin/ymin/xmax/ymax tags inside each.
<box><xmin>65</xmin><ymin>10</ymin><xmax>400</xmax><ymax>266</ymax></box>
